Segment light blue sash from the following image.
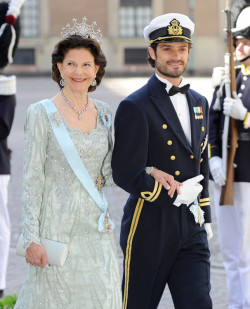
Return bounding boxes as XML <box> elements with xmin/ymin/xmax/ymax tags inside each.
<box><xmin>42</xmin><ymin>99</ymin><xmax>114</xmax><ymax>233</ymax></box>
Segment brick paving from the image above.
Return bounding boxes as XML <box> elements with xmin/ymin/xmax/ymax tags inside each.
<box><xmin>5</xmin><ymin>76</ymin><xmax>228</xmax><ymax>308</ymax></box>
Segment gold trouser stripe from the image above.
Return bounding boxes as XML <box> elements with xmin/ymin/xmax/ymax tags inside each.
<box><xmin>208</xmin><ymin>143</ymin><xmax>211</xmax><ymax>159</ymax></box>
<box><xmin>123</xmin><ymin>198</ymin><xmax>144</xmax><ymax>309</ymax></box>
<box><xmin>199</xmin><ymin>198</ymin><xmax>210</xmax><ymax>202</ymax></box>
<box><xmin>150</xmin><ymin>183</ymin><xmax>162</xmax><ymax>202</ymax></box>
<box><xmin>199</xmin><ymin>202</ymin><xmax>210</xmax><ymax>206</ymax></box>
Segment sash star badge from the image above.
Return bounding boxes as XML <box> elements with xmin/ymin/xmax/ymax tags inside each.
<box><xmin>193</xmin><ymin>106</ymin><xmax>203</xmax><ymax>119</ymax></box>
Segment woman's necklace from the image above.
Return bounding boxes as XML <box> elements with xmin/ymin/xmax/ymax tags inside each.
<box><xmin>61</xmin><ymin>89</ymin><xmax>89</xmax><ymax>120</ymax></box>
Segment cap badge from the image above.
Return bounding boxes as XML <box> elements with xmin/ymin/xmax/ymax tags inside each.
<box><xmin>167</xmin><ymin>19</ymin><xmax>183</xmax><ymax>36</ymax></box>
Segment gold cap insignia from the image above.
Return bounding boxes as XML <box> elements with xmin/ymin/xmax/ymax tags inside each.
<box><xmin>167</xmin><ymin>19</ymin><xmax>183</xmax><ymax>36</ymax></box>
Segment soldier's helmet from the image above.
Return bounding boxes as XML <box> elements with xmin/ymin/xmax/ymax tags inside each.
<box><xmin>232</xmin><ymin>6</ymin><xmax>250</xmax><ymax>39</ymax></box>
<box><xmin>0</xmin><ymin>2</ymin><xmax>21</xmax><ymax>69</ymax></box>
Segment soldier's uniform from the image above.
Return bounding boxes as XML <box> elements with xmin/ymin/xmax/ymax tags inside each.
<box><xmin>0</xmin><ymin>0</ymin><xmax>24</xmax><ymax>298</ymax></box>
<box><xmin>112</xmin><ymin>13</ymin><xmax>212</xmax><ymax>309</ymax></box>
<box><xmin>209</xmin><ymin>6</ymin><xmax>250</xmax><ymax>309</ymax></box>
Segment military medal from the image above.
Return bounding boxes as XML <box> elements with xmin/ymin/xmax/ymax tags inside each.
<box><xmin>193</xmin><ymin>106</ymin><xmax>203</xmax><ymax>119</ymax></box>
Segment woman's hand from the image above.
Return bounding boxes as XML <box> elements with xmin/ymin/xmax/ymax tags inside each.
<box><xmin>150</xmin><ymin>168</ymin><xmax>182</xmax><ymax>198</ymax></box>
<box><xmin>26</xmin><ymin>242</ymin><xmax>49</xmax><ymax>268</ymax></box>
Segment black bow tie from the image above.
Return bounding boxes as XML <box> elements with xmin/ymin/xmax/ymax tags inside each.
<box><xmin>168</xmin><ymin>84</ymin><xmax>190</xmax><ymax>96</ymax></box>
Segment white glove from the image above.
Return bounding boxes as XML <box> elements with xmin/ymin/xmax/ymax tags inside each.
<box><xmin>209</xmin><ymin>156</ymin><xmax>226</xmax><ymax>186</ymax></box>
<box><xmin>204</xmin><ymin>223</ymin><xmax>213</xmax><ymax>240</ymax></box>
<box><xmin>212</xmin><ymin>67</ymin><xmax>225</xmax><ymax>88</ymax></box>
<box><xmin>173</xmin><ymin>175</ymin><xmax>204</xmax><ymax>207</ymax></box>
<box><xmin>223</xmin><ymin>91</ymin><xmax>247</xmax><ymax>120</ymax></box>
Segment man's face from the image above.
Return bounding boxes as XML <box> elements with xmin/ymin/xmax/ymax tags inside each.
<box><xmin>149</xmin><ymin>42</ymin><xmax>190</xmax><ymax>80</ymax></box>
<box><xmin>235</xmin><ymin>38</ymin><xmax>250</xmax><ymax>65</ymax></box>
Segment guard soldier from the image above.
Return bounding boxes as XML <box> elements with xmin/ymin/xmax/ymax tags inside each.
<box><xmin>209</xmin><ymin>5</ymin><xmax>250</xmax><ymax>309</ymax></box>
<box><xmin>112</xmin><ymin>13</ymin><xmax>213</xmax><ymax>309</ymax></box>
<box><xmin>0</xmin><ymin>0</ymin><xmax>25</xmax><ymax>299</ymax></box>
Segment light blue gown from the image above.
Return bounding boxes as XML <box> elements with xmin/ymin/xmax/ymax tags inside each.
<box><xmin>14</xmin><ymin>99</ymin><xmax>122</xmax><ymax>309</ymax></box>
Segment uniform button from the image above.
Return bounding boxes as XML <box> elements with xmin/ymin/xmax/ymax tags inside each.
<box><xmin>162</xmin><ymin>124</ymin><xmax>167</xmax><ymax>129</ymax></box>
<box><xmin>201</xmin><ymin>143</ymin><xmax>204</xmax><ymax>147</ymax></box>
<box><xmin>200</xmin><ymin>158</ymin><xmax>203</xmax><ymax>162</ymax></box>
<box><xmin>167</xmin><ymin>140</ymin><xmax>172</xmax><ymax>145</ymax></box>
<box><xmin>238</xmin><ymin>93</ymin><xmax>242</xmax><ymax>97</ymax></box>
<box><xmin>175</xmin><ymin>171</ymin><xmax>180</xmax><ymax>176</ymax></box>
<box><xmin>190</xmin><ymin>155</ymin><xmax>194</xmax><ymax>159</ymax></box>
<box><xmin>170</xmin><ymin>155</ymin><xmax>176</xmax><ymax>160</ymax></box>
<box><xmin>202</xmin><ymin>127</ymin><xmax>205</xmax><ymax>132</ymax></box>
<box><xmin>241</xmin><ymin>85</ymin><xmax>245</xmax><ymax>90</ymax></box>
<box><xmin>243</xmin><ymin>76</ymin><xmax>247</xmax><ymax>81</ymax></box>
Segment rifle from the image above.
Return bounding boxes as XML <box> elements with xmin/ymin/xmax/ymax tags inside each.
<box><xmin>219</xmin><ymin>0</ymin><xmax>238</xmax><ymax>205</ymax></box>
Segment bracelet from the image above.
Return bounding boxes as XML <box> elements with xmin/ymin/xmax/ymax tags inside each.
<box><xmin>28</xmin><ymin>243</ymin><xmax>41</xmax><ymax>248</ymax></box>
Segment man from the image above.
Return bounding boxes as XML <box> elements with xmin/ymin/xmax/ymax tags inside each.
<box><xmin>209</xmin><ymin>6</ymin><xmax>250</xmax><ymax>309</ymax></box>
<box><xmin>0</xmin><ymin>0</ymin><xmax>25</xmax><ymax>298</ymax></box>
<box><xmin>112</xmin><ymin>13</ymin><xmax>212</xmax><ymax>309</ymax></box>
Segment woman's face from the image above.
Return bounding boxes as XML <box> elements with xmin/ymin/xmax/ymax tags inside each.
<box><xmin>57</xmin><ymin>47</ymin><xmax>99</xmax><ymax>93</ymax></box>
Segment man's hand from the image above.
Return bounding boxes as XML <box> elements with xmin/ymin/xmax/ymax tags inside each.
<box><xmin>173</xmin><ymin>175</ymin><xmax>204</xmax><ymax>207</ymax></box>
<box><xmin>204</xmin><ymin>223</ymin><xmax>213</xmax><ymax>240</ymax></box>
<box><xmin>150</xmin><ymin>168</ymin><xmax>182</xmax><ymax>198</ymax></box>
<box><xmin>223</xmin><ymin>91</ymin><xmax>247</xmax><ymax>121</ymax></box>
<box><xmin>209</xmin><ymin>156</ymin><xmax>226</xmax><ymax>186</ymax></box>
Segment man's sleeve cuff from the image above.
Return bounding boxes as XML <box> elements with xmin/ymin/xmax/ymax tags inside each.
<box><xmin>141</xmin><ymin>180</ymin><xmax>162</xmax><ymax>202</ymax></box>
<box><xmin>199</xmin><ymin>197</ymin><xmax>210</xmax><ymax>207</ymax></box>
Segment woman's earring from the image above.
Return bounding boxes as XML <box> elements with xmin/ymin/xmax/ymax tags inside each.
<box><xmin>91</xmin><ymin>78</ymin><xmax>97</xmax><ymax>87</ymax></box>
<box><xmin>60</xmin><ymin>76</ymin><xmax>65</xmax><ymax>87</ymax></box>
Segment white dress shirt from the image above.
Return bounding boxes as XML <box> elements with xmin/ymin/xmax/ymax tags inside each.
<box><xmin>155</xmin><ymin>73</ymin><xmax>191</xmax><ymax>145</ymax></box>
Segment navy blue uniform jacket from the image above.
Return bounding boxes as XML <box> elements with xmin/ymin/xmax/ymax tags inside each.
<box><xmin>0</xmin><ymin>94</ymin><xmax>16</xmax><ymax>174</ymax></box>
<box><xmin>112</xmin><ymin>74</ymin><xmax>211</xmax><ymax>226</ymax></box>
<box><xmin>209</xmin><ymin>69</ymin><xmax>250</xmax><ymax>182</ymax></box>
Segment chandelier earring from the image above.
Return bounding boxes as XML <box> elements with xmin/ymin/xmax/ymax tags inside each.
<box><xmin>91</xmin><ymin>78</ymin><xmax>97</xmax><ymax>87</ymax></box>
<box><xmin>60</xmin><ymin>76</ymin><xmax>65</xmax><ymax>87</ymax></box>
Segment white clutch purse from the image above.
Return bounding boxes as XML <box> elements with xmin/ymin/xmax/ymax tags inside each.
<box><xmin>16</xmin><ymin>234</ymin><xmax>69</xmax><ymax>267</ymax></box>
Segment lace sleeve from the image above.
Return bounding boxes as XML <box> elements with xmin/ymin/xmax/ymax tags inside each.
<box><xmin>98</xmin><ymin>102</ymin><xmax>115</xmax><ymax>187</ymax></box>
<box><xmin>102</xmin><ymin>126</ymin><xmax>115</xmax><ymax>187</ymax></box>
<box><xmin>21</xmin><ymin>103</ymin><xmax>48</xmax><ymax>249</ymax></box>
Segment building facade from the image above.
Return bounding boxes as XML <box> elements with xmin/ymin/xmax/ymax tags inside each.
<box><xmin>4</xmin><ymin>0</ymin><xmax>226</xmax><ymax>75</ymax></box>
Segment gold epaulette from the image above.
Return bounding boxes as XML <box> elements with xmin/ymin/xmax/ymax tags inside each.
<box><xmin>199</xmin><ymin>197</ymin><xmax>210</xmax><ymax>207</ymax></box>
<box><xmin>141</xmin><ymin>180</ymin><xmax>162</xmax><ymax>202</ymax></box>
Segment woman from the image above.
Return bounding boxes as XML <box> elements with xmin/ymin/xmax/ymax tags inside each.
<box><xmin>15</xmin><ymin>18</ymin><xmax>122</xmax><ymax>309</ymax></box>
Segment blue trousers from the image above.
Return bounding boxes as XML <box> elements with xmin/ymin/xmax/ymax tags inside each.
<box><xmin>120</xmin><ymin>198</ymin><xmax>212</xmax><ymax>309</ymax></box>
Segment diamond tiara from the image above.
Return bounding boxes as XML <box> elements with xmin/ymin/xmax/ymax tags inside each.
<box><xmin>61</xmin><ymin>17</ymin><xmax>103</xmax><ymax>44</ymax></box>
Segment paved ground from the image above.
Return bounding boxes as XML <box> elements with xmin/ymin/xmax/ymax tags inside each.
<box><xmin>5</xmin><ymin>76</ymin><xmax>228</xmax><ymax>308</ymax></box>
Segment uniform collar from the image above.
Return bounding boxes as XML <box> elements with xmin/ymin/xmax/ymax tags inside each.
<box><xmin>241</xmin><ymin>64</ymin><xmax>250</xmax><ymax>76</ymax></box>
<box><xmin>155</xmin><ymin>73</ymin><xmax>187</xmax><ymax>93</ymax></box>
